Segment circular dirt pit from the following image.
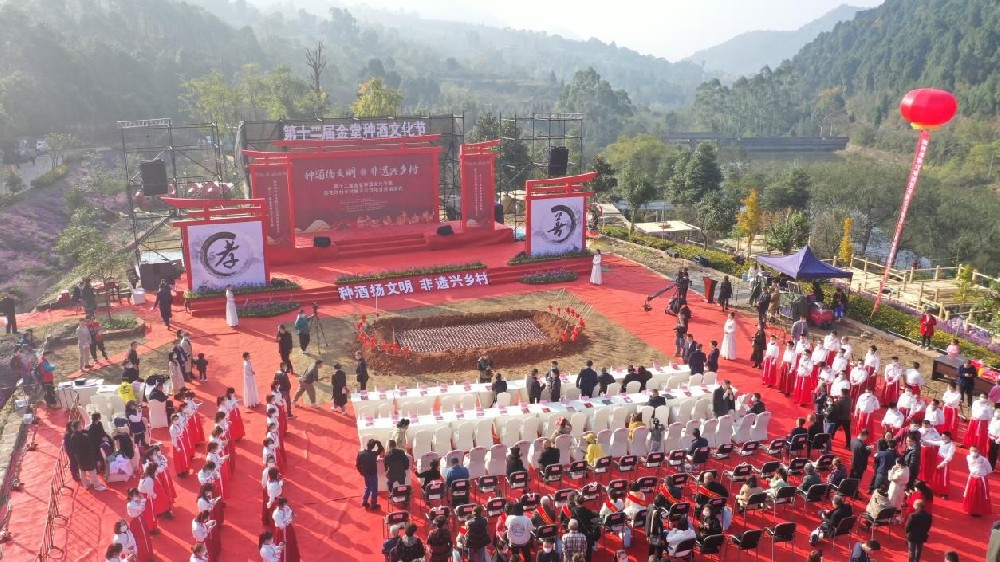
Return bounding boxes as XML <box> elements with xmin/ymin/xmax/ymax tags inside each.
<box><xmin>362</xmin><ymin>310</ymin><xmax>589</xmax><ymax>374</ymax></box>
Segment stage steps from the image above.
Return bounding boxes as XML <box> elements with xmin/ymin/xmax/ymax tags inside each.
<box><xmin>334</xmin><ymin>233</ymin><xmax>427</xmax><ymax>259</ymax></box>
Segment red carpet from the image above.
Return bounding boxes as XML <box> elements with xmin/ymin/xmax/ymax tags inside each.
<box><xmin>4</xmin><ymin>253</ymin><xmax>995</xmax><ymax>561</ymax></box>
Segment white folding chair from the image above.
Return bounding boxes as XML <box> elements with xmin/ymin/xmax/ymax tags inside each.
<box><xmin>521</xmin><ymin>417</ymin><xmax>540</xmax><ymax>441</ymax></box>
<box><xmin>702</xmin><ymin>372</ymin><xmax>718</xmax><ymax>386</ymax></box>
<box><xmin>432</xmin><ymin>426</ymin><xmax>455</xmax><ymax>454</ymax></box>
<box><xmin>528</xmin><ymin>437</ymin><xmax>548</xmax><ymax>469</ymax></box>
<box><xmin>454</xmin><ymin>422</ymin><xmax>476</xmax><ymax>452</ymax></box>
<box><xmin>417</xmin><ymin>451</ymin><xmax>440</xmax><ymax>473</ymax></box>
<box><xmin>563</xmin><ymin>387</ymin><xmax>581</xmax><ymax>400</ymax></box>
<box><xmin>629</xmin><ymin>426</ymin><xmax>649</xmax><ymax>457</ymax></box>
<box><xmin>460</xmin><ymin>394</ymin><xmax>478</xmax><ymax>411</ymax></box>
<box><xmin>666</xmin><ymin>375</ymin><xmax>685</xmax><ymax>390</ymax></box>
<box><xmin>378</xmin><ymin>403</ymin><xmax>394</xmax><ymax>417</ymax></box>
<box><xmin>597</xmin><ymin>429</ymin><xmax>613</xmax><ymax>456</ymax></box>
<box><xmin>473</xmin><ymin>419</ymin><xmax>494</xmax><ymax>448</ymax></box>
<box><xmin>692</xmin><ymin>398</ymin><xmax>712</xmax><ymax>420</ymax></box>
<box><xmin>751</xmin><ymin>411</ymin><xmax>772</xmax><ymax>443</ymax></box>
<box><xmin>516</xmin><ymin>439</ymin><xmax>531</xmax><ymax>463</ymax></box>
<box><xmin>555</xmin><ymin>433</ymin><xmax>574</xmax><ymax>465</ymax></box>
<box><xmin>465</xmin><ymin>446</ymin><xmax>488</xmax><ymax>478</ymax></box>
<box><xmin>499</xmin><ymin>418</ymin><xmax>522</xmax><ymax>448</ymax></box>
<box><xmin>494</xmin><ymin>392</ymin><xmax>512</xmax><ymax>408</ymax></box>
<box><xmin>606</xmin><ymin>383</ymin><xmax>622</xmax><ymax>396</ymax></box>
<box><xmin>624</xmin><ymin>381</ymin><xmax>642</xmax><ymax>394</ymax></box>
<box><xmin>683</xmin><ymin>419</ymin><xmax>701</xmax><ymax>440</ymax></box>
<box><xmin>148</xmin><ymin>399</ymin><xmax>168</xmax><ymax>429</ymax></box>
<box><xmin>412</xmin><ymin>430</ymin><xmax>434</xmax><ymax>459</ymax></box>
<box><xmin>701</xmin><ymin>418</ymin><xmax>720</xmax><ymax>448</ymax></box>
<box><xmin>355</xmin><ymin>404</ymin><xmax>378</xmax><ymax>419</ymax></box>
<box><xmin>688</xmin><ymin>374</ymin><xmax>704</xmax><ymax>387</ymax></box>
<box><xmin>592</xmin><ymin>408</ymin><xmax>612</xmax><ymax>432</ymax></box>
<box><xmin>653</xmin><ymin>405</ymin><xmax>670</xmax><ymax>425</ymax></box>
<box><xmin>732</xmin><ymin>412</ymin><xmax>755</xmax><ymax>444</ymax></box>
<box><xmin>444</xmin><ymin>449</ymin><xmax>464</xmax><ymax>469</ymax></box>
<box><xmin>486</xmin><ymin>443</ymin><xmax>507</xmax><ymax>475</ymax></box>
<box><xmin>674</xmin><ymin>400</ymin><xmax>694</xmax><ymax>425</ymax></box>
<box><xmin>663</xmin><ymin>422</ymin><xmax>684</xmax><ymax>452</ymax></box>
<box><xmin>609</xmin><ymin>407</ymin><xmax>631</xmax><ymax>431</ymax></box>
<box><xmin>440</xmin><ymin>395</ymin><xmax>461</xmax><ymax>413</ymax></box>
<box><xmin>638</xmin><ymin>406</ymin><xmax>655</xmax><ymax>424</ymax></box>
<box><xmin>409</xmin><ymin>398</ymin><xmax>435</xmax><ymax>417</ymax></box>
<box><xmin>570</xmin><ymin>412</ymin><xmax>589</xmax><ymax>438</ymax></box>
<box><xmin>715</xmin><ymin>414</ymin><xmax>734</xmax><ymax>447</ymax></box>
<box><xmin>610</xmin><ymin>427</ymin><xmax>629</xmax><ymax>457</ymax></box>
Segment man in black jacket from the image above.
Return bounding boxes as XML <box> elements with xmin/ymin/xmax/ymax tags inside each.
<box><xmin>712</xmin><ymin>380</ymin><xmax>735</xmax><ymax>418</ymax></box>
<box><xmin>0</xmin><ymin>292</ymin><xmax>16</xmax><ymax>334</ymax></box>
<box><xmin>902</xmin><ymin>435</ymin><xmax>922</xmax><ymax>489</ymax></box>
<box><xmin>849</xmin><ymin>430</ymin><xmax>872</xmax><ymax>480</ymax></box>
<box><xmin>596</xmin><ymin>368</ymin><xmax>615</xmax><ymax>396</ymax></box>
<box><xmin>527</xmin><ymin>369</ymin><xmax>544</xmax><ymax>404</ymax></box>
<box><xmin>355</xmin><ymin>351</ymin><xmax>369</xmax><ymax>390</ymax></box>
<box><xmin>357</xmin><ymin>439</ymin><xmax>384</xmax><ymax>509</ymax></box>
<box><xmin>576</xmin><ymin>360</ymin><xmax>599</xmax><ymax>398</ymax></box>
<box><xmin>273</xmin><ymin>368</ymin><xmax>294</xmax><ymax>417</ymax></box>
<box><xmin>810</xmin><ymin>494</ymin><xmax>853</xmax><ymax>545</ymax></box>
<box><xmin>537</xmin><ymin>441</ymin><xmax>561</xmax><ymax>469</ymax></box>
<box><xmin>706</xmin><ymin>341</ymin><xmax>720</xmax><ymax>373</ymax></box>
<box><xmin>647</xmin><ymin>388</ymin><xmax>667</xmax><ymax>408</ymax></box>
<box><xmin>826</xmin><ymin>389</ymin><xmax>853</xmax><ymax>449</ymax></box>
<box><xmin>904</xmin><ymin>500</ymin><xmax>934</xmax><ymax>562</ymax></box>
<box><xmin>275</xmin><ymin>325</ymin><xmax>294</xmax><ymax>373</ymax></box>
<box><xmin>904</xmin><ymin>499</ymin><xmax>932</xmax><ymax>562</ymax></box>
<box><xmin>68</xmin><ymin>420</ymin><xmax>106</xmax><ymax>491</ymax></box>
<box><xmin>688</xmin><ymin>344</ymin><xmax>707</xmax><ymax>375</ymax></box>
<box><xmin>383</xmin><ymin>439</ymin><xmax>410</xmax><ymax>491</ymax></box>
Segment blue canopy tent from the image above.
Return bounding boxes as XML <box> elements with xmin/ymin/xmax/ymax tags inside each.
<box><xmin>755</xmin><ymin>245</ymin><xmax>853</xmax><ymax>280</ymax></box>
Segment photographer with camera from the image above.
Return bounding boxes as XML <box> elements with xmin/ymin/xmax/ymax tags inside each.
<box><xmin>293</xmin><ymin>307</ymin><xmax>317</xmax><ymax>354</ymax></box>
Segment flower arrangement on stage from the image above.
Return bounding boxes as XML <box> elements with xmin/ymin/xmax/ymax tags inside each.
<box><xmin>520</xmin><ymin>269</ymin><xmax>579</xmax><ymax>285</ymax></box>
<box><xmin>507</xmin><ymin>249</ymin><xmax>592</xmax><ymax>266</ymax></box>
<box><xmin>185</xmin><ymin>278</ymin><xmax>300</xmax><ymax>300</ymax></box>
<box><xmin>336</xmin><ymin>261</ymin><xmax>486</xmax><ymax>284</ymax></box>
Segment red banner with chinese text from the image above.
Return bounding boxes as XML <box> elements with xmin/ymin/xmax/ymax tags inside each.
<box><xmin>248</xmin><ymin>163</ymin><xmax>293</xmax><ymax>246</ymax></box>
<box><xmin>873</xmin><ymin>129</ymin><xmax>931</xmax><ymax>313</ymax></box>
<box><xmin>286</xmin><ymin>150</ymin><xmax>440</xmax><ymax>234</ymax></box>
<box><xmin>461</xmin><ymin>153</ymin><xmax>496</xmax><ymax>230</ymax></box>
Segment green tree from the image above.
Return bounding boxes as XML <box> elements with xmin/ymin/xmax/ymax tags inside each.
<box><xmin>350</xmin><ymin>77</ymin><xmax>402</xmax><ymax>118</ymax></box>
<box><xmin>695</xmin><ymin>190</ymin><xmax>739</xmax><ymax>247</ymax></box>
<box><xmin>735</xmin><ymin>189</ymin><xmax>762</xmax><ymax>256</ymax></box>
<box><xmin>601</xmin><ymin>134</ymin><xmax>680</xmax><ymax>187</ymax></box>
<box><xmin>590</xmin><ymin>154</ymin><xmax>617</xmax><ymax>198</ymax></box>
<box><xmin>3</xmin><ymin>165</ymin><xmax>24</xmax><ymax>194</ymax></box>
<box><xmin>181</xmin><ymin>70</ymin><xmax>241</xmax><ymax>144</ymax></box>
<box><xmin>764</xmin><ymin>210</ymin><xmax>811</xmax><ymax>254</ymax></box>
<box><xmin>763</xmin><ymin>168</ymin><xmax>811</xmax><ymax>211</ymax></box>
<box><xmin>674</xmin><ymin>142</ymin><xmax>722</xmax><ymax>206</ymax></box>
<box><xmin>75</xmin><ymin>152</ymin><xmax>123</xmax><ymax>212</ymax></box>
<box><xmin>468</xmin><ymin>112</ymin><xmax>531</xmax><ymax>192</ymax></box>
<box><xmin>557</xmin><ymin>67</ymin><xmax>633</xmax><ymax>154</ymax></box>
<box><xmin>44</xmin><ymin>133</ymin><xmax>73</xmax><ymax>170</ymax></box>
<box><xmin>616</xmin><ymin>169</ymin><xmax>659</xmax><ymax>235</ymax></box>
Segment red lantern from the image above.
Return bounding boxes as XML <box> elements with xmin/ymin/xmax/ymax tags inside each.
<box><xmin>570</xmin><ymin>332</ymin><xmax>578</xmax><ymax>342</ymax></box>
<box><xmin>560</xmin><ymin>331</ymin><xmax>568</xmax><ymax>343</ymax></box>
<box><xmin>547</xmin><ymin>305</ymin><xmax>553</xmax><ymax>312</ymax></box>
<box><xmin>556</xmin><ymin>307</ymin><xmax>562</xmax><ymax>314</ymax></box>
<box><xmin>900</xmin><ymin>89</ymin><xmax>958</xmax><ymax>130</ymax></box>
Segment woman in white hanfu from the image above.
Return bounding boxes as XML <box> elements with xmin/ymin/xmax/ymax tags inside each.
<box><xmin>225</xmin><ymin>285</ymin><xmax>239</xmax><ymax>328</ymax></box>
<box><xmin>243</xmin><ymin>351</ymin><xmax>260</xmax><ymax>408</ymax></box>
<box><xmin>721</xmin><ymin>312</ymin><xmax>738</xmax><ymax>360</ymax></box>
<box><xmin>590</xmin><ymin>250</ymin><xmax>603</xmax><ymax>285</ymax></box>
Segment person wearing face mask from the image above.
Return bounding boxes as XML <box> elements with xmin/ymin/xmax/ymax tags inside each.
<box><xmin>534</xmin><ymin>538</ymin><xmax>558</xmax><ymax>562</ymax></box>
<box><xmin>965</xmin><ymin>394</ymin><xmax>996</xmax><ymax>451</ymax></box>
<box><xmin>963</xmin><ymin>446</ymin><xmax>992</xmax><ymax>516</ymax></box>
<box><xmin>926</xmin><ymin>431</ymin><xmax>956</xmax><ymax>498</ymax></box>
<box><xmin>988</xmin><ymin>409</ymin><xmax>1000</xmax><ymax>470</ymax></box>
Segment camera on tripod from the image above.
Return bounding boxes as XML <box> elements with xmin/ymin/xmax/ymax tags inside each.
<box><xmin>312</xmin><ymin>302</ymin><xmax>319</xmax><ymax>313</ymax></box>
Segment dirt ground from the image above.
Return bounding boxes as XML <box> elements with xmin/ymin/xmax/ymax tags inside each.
<box><xmin>295</xmin><ymin>290</ymin><xmax>670</xmax><ymax>395</ymax></box>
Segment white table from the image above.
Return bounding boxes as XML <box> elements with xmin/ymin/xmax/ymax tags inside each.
<box><xmin>356</xmin><ymin>383</ymin><xmax>720</xmax><ymax>447</ymax></box>
<box><xmin>56</xmin><ymin>379</ymin><xmax>105</xmax><ymax>409</ymax></box>
<box><xmin>350</xmin><ymin>364</ymin><xmax>693</xmax><ymax>416</ymax></box>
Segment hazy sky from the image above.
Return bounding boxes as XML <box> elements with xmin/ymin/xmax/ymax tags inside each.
<box><xmin>341</xmin><ymin>0</ymin><xmax>886</xmax><ymax>61</ymax></box>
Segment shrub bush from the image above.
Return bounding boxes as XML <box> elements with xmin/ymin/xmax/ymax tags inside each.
<box><xmin>601</xmin><ymin>226</ymin><xmax>743</xmax><ymax>276</ymax></box>
<box><xmin>520</xmin><ymin>269</ymin><xmax>579</xmax><ymax>284</ymax></box>
<box><xmin>508</xmin><ymin>250</ymin><xmax>592</xmax><ymax>265</ymax></box>
<box><xmin>30</xmin><ymin>165</ymin><xmax>68</xmax><ymax>188</ymax></box>
<box><xmin>185</xmin><ymin>278</ymin><xmax>300</xmax><ymax>300</ymax></box>
<box><xmin>239</xmin><ymin>301</ymin><xmax>300</xmax><ymax>318</ymax></box>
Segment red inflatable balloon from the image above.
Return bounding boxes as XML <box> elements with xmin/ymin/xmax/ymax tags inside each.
<box><xmin>900</xmin><ymin>89</ymin><xmax>958</xmax><ymax>129</ymax></box>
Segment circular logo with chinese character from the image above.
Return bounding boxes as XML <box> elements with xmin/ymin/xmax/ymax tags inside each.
<box><xmin>200</xmin><ymin>231</ymin><xmax>253</xmax><ymax>278</ymax></box>
<box><xmin>540</xmin><ymin>203</ymin><xmax>578</xmax><ymax>245</ymax></box>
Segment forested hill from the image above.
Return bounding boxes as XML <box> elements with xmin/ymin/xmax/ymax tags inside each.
<box><xmin>792</xmin><ymin>0</ymin><xmax>1000</xmax><ymax>118</ymax></box>
<box><xmin>0</xmin><ymin>0</ymin><xmax>264</xmax><ymax>138</ymax></box>
<box><xmin>684</xmin><ymin>4</ymin><xmax>864</xmax><ymax>78</ymax></box>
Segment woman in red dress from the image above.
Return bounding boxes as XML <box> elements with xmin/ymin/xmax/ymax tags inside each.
<box><xmin>777</xmin><ymin>341</ymin><xmax>796</xmax><ymax>395</ymax></box>
<box><xmin>272</xmin><ymin>498</ymin><xmax>301</xmax><ymax>562</ymax></box>
<box><xmin>793</xmin><ymin>358</ymin><xmax>814</xmax><ymax>406</ymax></box>
<box><xmin>263</xmin><ymin>467</ymin><xmax>284</xmax><ymax>531</ymax></box>
<box><xmin>963</xmin><ymin>447</ymin><xmax>992</xmax><ymax>516</ymax></box>
<box><xmin>169</xmin><ymin>414</ymin><xmax>191</xmax><ymax>476</ymax></box>
<box><xmin>125</xmin><ymin>490</ymin><xmax>155</xmax><ymax>558</ymax></box>
<box><xmin>224</xmin><ymin>388</ymin><xmax>246</xmax><ymax>440</ymax></box>
<box><xmin>138</xmin><ymin>464</ymin><xmax>173</xmax><ymax>522</ymax></box>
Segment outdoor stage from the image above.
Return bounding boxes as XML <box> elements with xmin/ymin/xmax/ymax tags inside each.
<box><xmin>4</xmin><ymin>251</ymin><xmax>996</xmax><ymax>562</ymax></box>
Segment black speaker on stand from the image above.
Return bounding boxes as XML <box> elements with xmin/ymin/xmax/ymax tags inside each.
<box><xmin>547</xmin><ymin>146</ymin><xmax>569</xmax><ymax>177</ymax></box>
<box><xmin>313</xmin><ymin>236</ymin><xmax>331</xmax><ymax>248</ymax></box>
<box><xmin>140</xmin><ymin>159</ymin><xmax>169</xmax><ymax>196</ymax></box>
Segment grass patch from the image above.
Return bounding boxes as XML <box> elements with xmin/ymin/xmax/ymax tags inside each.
<box><xmin>29</xmin><ymin>165</ymin><xmax>69</xmax><ymax>188</ymax></box>
<box><xmin>601</xmin><ymin>226</ymin><xmax>743</xmax><ymax>276</ymax></box>
<box><xmin>507</xmin><ymin>250</ymin><xmax>592</xmax><ymax>265</ymax></box>
<box><xmin>239</xmin><ymin>301</ymin><xmax>300</xmax><ymax>318</ymax></box>
<box><xmin>520</xmin><ymin>269</ymin><xmax>579</xmax><ymax>284</ymax></box>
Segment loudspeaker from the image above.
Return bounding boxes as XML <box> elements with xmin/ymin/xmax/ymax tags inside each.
<box><xmin>436</xmin><ymin>225</ymin><xmax>454</xmax><ymax>236</ymax></box>
<box><xmin>140</xmin><ymin>159</ymin><xmax>169</xmax><ymax>196</ymax></box>
<box><xmin>138</xmin><ymin>261</ymin><xmax>177</xmax><ymax>291</ymax></box>
<box><xmin>313</xmin><ymin>236</ymin><xmax>331</xmax><ymax>247</ymax></box>
<box><xmin>547</xmin><ymin>146</ymin><xmax>569</xmax><ymax>177</ymax></box>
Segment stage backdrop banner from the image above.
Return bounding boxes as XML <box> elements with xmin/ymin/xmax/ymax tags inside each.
<box><xmin>528</xmin><ymin>195</ymin><xmax>586</xmax><ymax>256</ymax></box>
<box><xmin>186</xmin><ymin>221</ymin><xmax>268</xmax><ymax>291</ymax></box>
<box><xmin>461</xmin><ymin>153</ymin><xmax>496</xmax><ymax>230</ymax></box>
<box><xmin>249</xmin><ymin>164</ymin><xmax>293</xmax><ymax>246</ymax></box>
<box><xmin>287</xmin><ymin>150</ymin><xmax>440</xmax><ymax>234</ymax></box>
